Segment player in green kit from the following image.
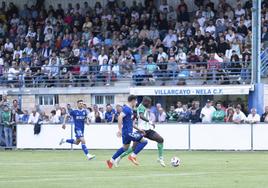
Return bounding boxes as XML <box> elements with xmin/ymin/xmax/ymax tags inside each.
<box><xmin>115</xmin><ymin>97</ymin><xmax>166</xmax><ymax>167</ymax></box>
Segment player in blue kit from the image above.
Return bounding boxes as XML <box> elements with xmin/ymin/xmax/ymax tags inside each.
<box><xmin>59</xmin><ymin>100</ymin><xmax>95</xmax><ymax>160</ymax></box>
<box><xmin>106</xmin><ymin>95</ymin><xmax>148</xmax><ymax>169</ymax></box>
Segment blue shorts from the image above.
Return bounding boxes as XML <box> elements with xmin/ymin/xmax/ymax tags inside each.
<box><xmin>122</xmin><ymin>132</ymin><xmax>143</xmax><ymax>145</ymax></box>
<box><xmin>75</xmin><ymin>128</ymin><xmax>84</xmax><ymax>138</ymax></box>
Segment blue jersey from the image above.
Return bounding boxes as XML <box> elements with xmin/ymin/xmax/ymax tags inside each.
<box><xmin>105</xmin><ymin>109</ymin><xmax>116</xmax><ymax>122</ymax></box>
<box><xmin>69</xmin><ymin>109</ymin><xmax>88</xmax><ymax>130</ymax></box>
<box><xmin>121</xmin><ymin>105</ymin><xmax>133</xmax><ymax>135</ymax></box>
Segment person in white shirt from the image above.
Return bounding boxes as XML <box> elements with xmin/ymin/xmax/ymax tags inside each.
<box><xmin>225</xmin><ymin>29</ymin><xmax>236</xmax><ymax>43</ymax></box>
<box><xmin>163</xmin><ymin>30</ymin><xmax>177</xmax><ymax>48</ymax></box>
<box><xmin>158</xmin><ymin>108</ymin><xmax>167</xmax><ymax>123</ymax></box>
<box><xmin>233</xmin><ymin>105</ymin><xmax>246</xmax><ymax>124</ymax></box>
<box><xmin>50</xmin><ymin>110</ymin><xmax>60</xmax><ymax>124</ymax></box>
<box><xmin>4</xmin><ymin>39</ymin><xmax>14</xmax><ymax>53</ymax></box>
<box><xmin>234</xmin><ymin>4</ymin><xmax>245</xmax><ymax>18</ymax></box>
<box><xmin>247</xmin><ymin>108</ymin><xmax>260</xmax><ymax>124</ymax></box>
<box><xmin>175</xmin><ymin>101</ymin><xmax>183</xmax><ymax>113</ymax></box>
<box><xmin>28</xmin><ymin>109</ymin><xmax>40</xmax><ymax>124</ymax></box>
<box><xmin>98</xmin><ymin>49</ymin><xmax>108</xmax><ymax>66</ymax></box>
<box><xmin>175</xmin><ymin>48</ymin><xmax>187</xmax><ymax>64</ymax></box>
<box><xmin>23</xmin><ymin>42</ymin><xmax>33</xmax><ymax>56</ymax></box>
<box><xmin>89</xmin><ymin>105</ymin><xmax>104</xmax><ymax>123</ymax></box>
<box><xmin>7</xmin><ymin>61</ymin><xmax>19</xmax><ymax>83</ymax></box>
<box><xmin>159</xmin><ymin>0</ymin><xmax>169</xmax><ymax>12</ymax></box>
<box><xmin>25</xmin><ymin>27</ymin><xmax>36</xmax><ymax>39</ymax></box>
<box><xmin>200</xmin><ymin>100</ymin><xmax>216</xmax><ymax>123</ymax></box>
<box><xmin>13</xmin><ymin>46</ymin><xmax>23</xmax><ymax>59</ymax></box>
<box><xmin>205</xmin><ymin>21</ymin><xmax>216</xmax><ymax>37</ymax></box>
<box><xmin>157</xmin><ymin>47</ymin><xmax>168</xmax><ymax>61</ymax></box>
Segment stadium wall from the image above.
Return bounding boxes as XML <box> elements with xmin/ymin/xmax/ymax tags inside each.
<box><xmin>16</xmin><ymin>124</ymin><xmax>268</xmax><ymax>150</ymax></box>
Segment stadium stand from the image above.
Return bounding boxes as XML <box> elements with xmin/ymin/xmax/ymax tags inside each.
<box><xmin>0</xmin><ymin>0</ymin><xmax>267</xmax><ymax>148</ymax></box>
<box><xmin>0</xmin><ymin>0</ymin><xmax>258</xmax><ymax>88</ymax></box>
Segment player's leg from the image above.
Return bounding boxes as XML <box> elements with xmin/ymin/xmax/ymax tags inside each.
<box><xmin>114</xmin><ymin>142</ymin><xmax>137</xmax><ymax>167</ymax></box>
<box><xmin>107</xmin><ymin>143</ymin><xmax>130</xmax><ymax>169</ymax></box>
<box><xmin>79</xmin><ymin>137</ymin><xmax>95</xmax><ymax>160</ymax></box>
<box><xmin>145</xmin><ymin>130</ymin><xmax>165</xmax><ymax>167</ymax></box>
<box><xmin>128</xmin><ymin>132</ymin><xmax>148</xmax><ymax>165</ymax></box>
<box><xmin>59</xmin><ymin>129</ymin><xmax>81</xmax><ymax>145</ymax></box>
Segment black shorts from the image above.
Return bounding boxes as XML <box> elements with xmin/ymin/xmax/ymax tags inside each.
<box><xmin>144</xmin><ymin>129</ymin><xmax>158</xmax><ymax>140</ymax></box>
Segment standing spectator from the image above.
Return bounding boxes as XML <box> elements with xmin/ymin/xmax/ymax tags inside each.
<box><xmin>189</xmin><ymin>101</ymin><xmax>201</xmax><ymax>123</ymax></box>
<box><xmin>261</xmin><ymin>106</ymin><xmax>268</xmax><ymax>123</ymax></box>
<box><xmin>28</xmin><ymin>109</ymin><xmax>40</xmax><ymax>124</ymax></box>
<box><xmin>114</xmin><ymin>105</ymin><xmax>122</xmax><ymax>123</ymax></box>
<box><xmin>104</xmin><ymin>104</ymin><xmax>115</xmax><ymax>123</ymax></box>
<box><xmin>166</xmin><ymin>105</ymin><xmax>178</xmax><ymax>122</ymax></box>
<box><xmin>50</xmin><ymin>110</ymin><xmax>60</xmax><ymax>124</ymax></box>
<box><xmin>2</xmin><ymin>106</ymin><xmax>14</xmax><ymax>147</ymax></box>
<box><xmin>232</xmin><ymin>105</ymin><xmax>246</xmax><ymax>124</ymax></box>
<box><xmin>89</xmin><ymin>105</ymin><xmax>103</xmax><ymax>123</ymax></box>
<box><xmin>20</xmin><ymin>110</ymin><xmax>29</xmax><ymax>123</ymax></box>
<box><xmin>247</xmin><ymin>108</ymin><xmax>260</xmax><ymax>124</ymax></box>
<box><xmin>157</xmin><ymin>107</ymin><xmax>166</xmax><ymax>123</ymax></box>
<box><xmin>175</xmin><ymin>101</ymin><xmax>183</xmax><ymax>113</ymax></box>
<box><xmin>200</xmin><ymin>100</ymin><xmax>216</xmax><ymax>123</ymax></box>
<box><xmin>212</xmin><ymin>103</ymin><xmax>225</xmax><ymax>123</ymax></box>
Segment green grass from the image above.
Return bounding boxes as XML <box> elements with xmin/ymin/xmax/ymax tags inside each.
<box><xmin>0</xmin><ymin>150</ymin><xmax>268</xmax><ymax>188</ymax></box>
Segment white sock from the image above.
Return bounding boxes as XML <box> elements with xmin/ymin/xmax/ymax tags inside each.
<box><xmin>110</xmin><ymin>158</ymin><xmax>115</xmax><ymax>163</ymax></box>
<box><xmin>86</xmin><ymin>154</ymin><xmax>91</xmax><ymax>158</ymax></box>
<box><xmin>131</xmin><ymin>153</ymin><xmax>137</xmax><ymax>158</ymax></box>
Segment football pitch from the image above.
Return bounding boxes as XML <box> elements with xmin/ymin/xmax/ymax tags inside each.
<box><xmin>0</xmin><ymin>150</ymin><xmax>268</xmax><ymax>188</ymax></box>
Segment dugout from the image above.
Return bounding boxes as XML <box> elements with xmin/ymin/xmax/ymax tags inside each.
<box><xmin>131</xmin><ymin>85</ymin><xmax>253</xmax><ymax>114</ymax></box>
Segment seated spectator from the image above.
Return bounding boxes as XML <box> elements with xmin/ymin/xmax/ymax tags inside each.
<box><xmin>157</xmin><ymin>107</ymin><xmax>166</xmax><ymax>123</ymax></box>
<box><xmin>212</xmin><ymin>103</ymin><xmax>225</xmax><ymax>123</ymax></box>
<box><xmin>261</xmin><ymin>106</ymin><xmax>268</xmax><ymax>123</ymax></box>
<box><xmin>225</xmin><ymin>107</ymin><xmax>235</xmax><ymax>122</ymax></box>
<box><xmin>166</xmin><ymin>105</ymin><xmax>178</xmax><ymax>122</ymax></box>
<box><xmin>200</xmin><ymin>100</ymin><xmax>216</xmax><ymax>123</ymax></box>
<box><xmin>247</xmin><ymin>108</ymin><xmax>260</xmax><ymax>124</ymax></box>
<box><xmin>177</xmin><ymin>105</ymin><xmax>190</xmax><ymax>122</ymax></box>
<box><xmin>233</xmin><ymin>105</ymin><xmax>246</xmax><ymax>124</ymax></box>
<box><xmin>104</xmin><ymin>104</ymin><xmax>115</xmax><ymax>123</ymax></box>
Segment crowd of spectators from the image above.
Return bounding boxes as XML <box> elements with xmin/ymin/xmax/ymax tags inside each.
<box><xmin>0</xmin><ymin>0</ymin><xmax>263</xmax><ymax>87</ymax></box>
<box><xmin>1</xmin><ymin>94</ymin><xmax>268</xmax><ymax>147</ymax></box>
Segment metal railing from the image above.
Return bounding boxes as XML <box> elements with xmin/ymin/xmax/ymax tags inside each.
<box><xmin>0</xmin><ymin>62</ymin><xmax>252</xmax><ymax>88</ymax></box>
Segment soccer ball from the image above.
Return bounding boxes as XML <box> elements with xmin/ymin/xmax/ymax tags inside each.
<box><xmin>170</xmin><ymin>157</ymin><xmax>181</xmax><ymax>167</ymax></box>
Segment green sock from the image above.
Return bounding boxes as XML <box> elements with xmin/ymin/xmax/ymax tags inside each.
<box><xmin>157</xmin><ymin>143</ymin><xmax>164</xmax><ymax>158</ymax></box>
<box><xmin>120</xmin><ymin>147</ymin><xmax>133</xmax><ymax>159</ymax></box>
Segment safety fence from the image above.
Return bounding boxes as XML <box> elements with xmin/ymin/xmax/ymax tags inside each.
<box><xmin>13</xmin><ymin>123</ymin><xmax>268</xmax><ymax>151</ymax></box>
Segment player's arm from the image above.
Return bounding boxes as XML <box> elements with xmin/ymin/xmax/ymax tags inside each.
<box><xmin>111</xmin><ymin>112</ymin><xmax>115</xmax><ymax>124</ymax></box>
<box><xmin>62</xmin><ymin>114</ymin><xmax>70</xmax><ymax>129</ymax></box>
<box><xmin>117</xmin><ymin>112</ymin><xmax>124</xmax><ymax>137</ymax></box>
<box><xmin>139</xmin><ymin>111</ymin><xmax>155</xmax><ymax>128</ymax></box>
<box><xmin>86</xmin><ymin>117</ymin><xmax>90</xmax><ymax>125</ymax></box>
